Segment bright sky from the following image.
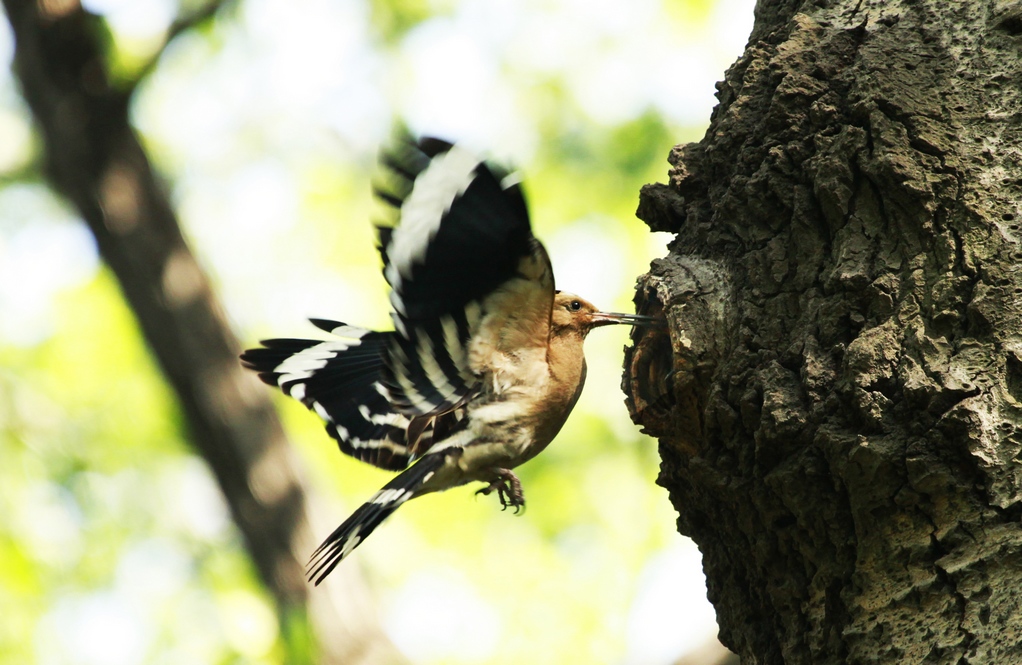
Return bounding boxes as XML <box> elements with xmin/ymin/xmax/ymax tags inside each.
<box><xmin>0</xmin><ymin>0</ymin><xmax>756</xmax><ymax>662</ymax></box>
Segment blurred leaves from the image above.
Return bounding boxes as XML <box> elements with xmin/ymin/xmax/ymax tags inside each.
<box><xmin>0</xmin><ymin>0</ymin><xmax>754</xmax><ymax>662</ymax></box>
<box><xmin>368</xmin><ymin>0</ymin><xmax>438</xmax><ymax>44</ymax></box>
<box><xmin>0</xmin><ymin>272</ymin><xmax>278</xmax><ymax>664</ymax></box>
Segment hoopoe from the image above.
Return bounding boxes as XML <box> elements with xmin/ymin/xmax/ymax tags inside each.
<box><xmin>241</xmin><ymin>136</ymin><xmax>655</xmax><ymax>584</ymax></box>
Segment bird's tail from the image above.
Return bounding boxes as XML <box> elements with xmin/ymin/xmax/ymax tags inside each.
<box><xmin>307</xmin><ymin>452</ymin><xmax>448</xmax><ymax>585</ymax></box>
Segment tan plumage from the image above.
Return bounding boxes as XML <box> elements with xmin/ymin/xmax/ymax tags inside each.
<box><xmin>411</xmin><ymin>288</ymin><xmax>654</xmax><ymax>509</ymax></box>
<box><xmin>241</xmin><ymin>135</ymin><xmax>656</xmax><ymax>583</ymax></box>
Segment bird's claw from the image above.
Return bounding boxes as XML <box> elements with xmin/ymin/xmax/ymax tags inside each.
<box><xmin>476</xmin><ymin>471</ymin><xmax>525</xmax><ymax>514</ymax></box>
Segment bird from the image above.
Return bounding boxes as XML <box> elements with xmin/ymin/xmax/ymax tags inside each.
<box><xmin>241</xmin><ymin>135</ymin><xmax>657</xmax><ymax>584</ymax></box>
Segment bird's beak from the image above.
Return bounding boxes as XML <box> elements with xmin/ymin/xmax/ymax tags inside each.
<box><xmin>590</xmin><ymin>311</ymin><xmax>662</xmax><ymax>328</ymax></box>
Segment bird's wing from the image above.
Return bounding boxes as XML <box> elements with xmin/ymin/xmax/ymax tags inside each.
<box><xmin>241</xmin><ymin>319</ymin><xmax>416</xmax><ymax>471</ymax></box>
<box><xmin>378</xmin><ymin>136</ymin><xmax>555</xmax><ymax>417</ymax></box>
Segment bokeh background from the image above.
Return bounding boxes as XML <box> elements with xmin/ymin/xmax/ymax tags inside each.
<box><xmin>0</xmin><ymin>0</ymin><xmax>754</xmax><ymax>662</ymax></box>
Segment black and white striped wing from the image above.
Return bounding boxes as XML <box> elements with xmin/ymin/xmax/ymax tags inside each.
<box><xmin>377</xmin><ymin>137</ymin><xmax>554</xmax><ymax>416</ymax></box>
<box><xmin>241</xmin><ymin>319</ymin><xmax>414</xmax><ymax>471</ymax></box>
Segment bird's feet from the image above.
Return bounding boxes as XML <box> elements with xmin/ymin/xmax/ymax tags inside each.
<box><xmin>476</xmin><ymin>469</ymin><xmax>525</xmax><ymax>513</ymax></box>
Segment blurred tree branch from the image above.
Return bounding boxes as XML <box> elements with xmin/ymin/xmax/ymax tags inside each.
<box><xmin>0</xmin><ymin>1</ymin><xmax>405</xmax><ymax>662</ymax></box>
<box><xmin>127</xmin><ymin>0</ymin><xmax>232</xmax><ymax>94</ymax></box>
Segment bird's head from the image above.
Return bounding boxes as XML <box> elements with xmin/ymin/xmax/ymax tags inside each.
<box><xmin>551</xmin><ymin>291</ymin><xmax>659</xmax><ymax>339</ymax></box>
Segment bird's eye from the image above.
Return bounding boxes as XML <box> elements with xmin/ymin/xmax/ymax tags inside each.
<box><xmin>569</xmin><ymin>300</ymin><xmax>582</xmax><ymax>311</ymax></box>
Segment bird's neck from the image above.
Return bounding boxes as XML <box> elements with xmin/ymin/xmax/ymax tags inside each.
<box><xmin>528</xmin><ymin>330</ymin><xmax>587</xmax><ymax>446</ymax></box>
<box><xmin>546</xmin><ymin>329</ymin><xmax>587</xmax><ymax>387</ymax></box>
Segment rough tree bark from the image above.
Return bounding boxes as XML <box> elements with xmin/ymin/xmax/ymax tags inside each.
<box><xmin>627</xmin><ymin>0</ymin><xmax>1022</xmax><ymax>663</ymax></box>
<box><xmin>2</xmin><ymin>2</ymin><xmax>406</xmax><ymax>663</ymax></box>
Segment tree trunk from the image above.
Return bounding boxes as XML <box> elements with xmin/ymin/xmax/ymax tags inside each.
<box><xmin>1</xmin><ymin>2</ymin><xmax>405</xmax><ymax>662</ymax></box>
<box><xmin>627</xmin><ymin>1</ymin><xmax>1022</xmax><ymax>663</ymax></box>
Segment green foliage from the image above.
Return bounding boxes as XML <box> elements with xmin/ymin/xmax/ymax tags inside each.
<box><xmin>0</xmin><ymin>0</ymin><xmax>751</xmax><ymax>661</ymax></box>
<box><xmin>0</xmin><ymin>273</ymin><xmax>283</xmax><ymax>663</ymax></box>
<box><xmin>369</xmin><ymin>0</ymin><xmax>443</xmax><ymax>44</ymax></box>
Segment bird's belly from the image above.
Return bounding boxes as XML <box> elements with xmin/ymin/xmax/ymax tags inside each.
<box><xmin>458</xmin><ymin>436</ymin><xmax>528</xmax><ymax>475</ymax></box>
<box><xmin>415</xmin><ymin>383</ymin><xmax>575</xmax><ymax>494</ymax></box>
<box><xmin>415</xmin><ymin>422</ymin><xmax>538</xmax><ymax>495</ymax></box>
